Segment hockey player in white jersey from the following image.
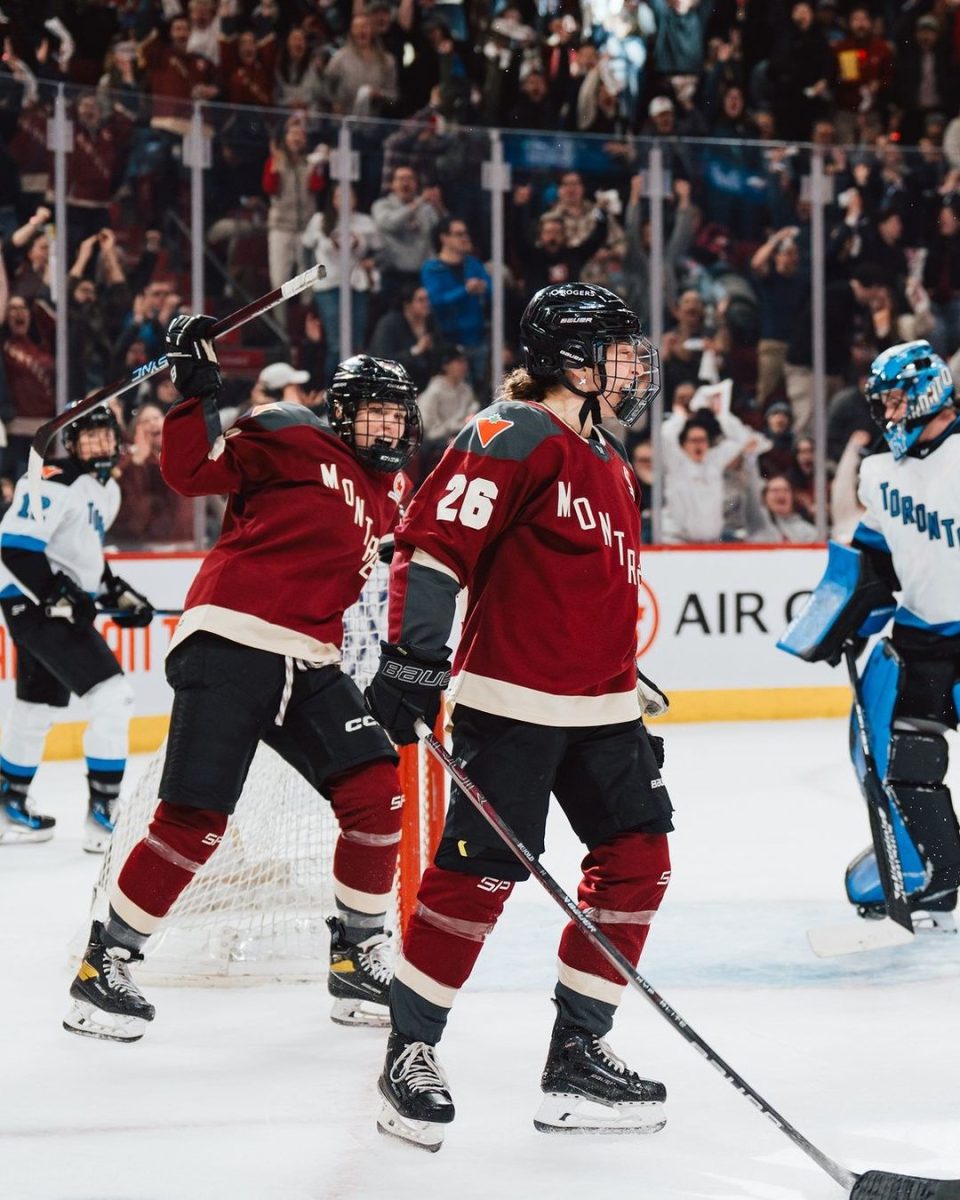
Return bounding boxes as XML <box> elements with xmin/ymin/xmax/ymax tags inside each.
<box><xmin>781</xmin><ymin>340</ymin><xmax>960</xmax><ymax>928</ymax></box>
<box><xmin>0</xmin><ymin>407</ymin><xmax>153</xmax><ymax>852</ymax></box>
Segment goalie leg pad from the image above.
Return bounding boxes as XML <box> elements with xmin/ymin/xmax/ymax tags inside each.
<box><xmin>109</xmin><ymin>801</ymin><xmax>228</xmax><ymax>939</ymax></box>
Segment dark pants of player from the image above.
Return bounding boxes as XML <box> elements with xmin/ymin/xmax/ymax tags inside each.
<box><xmin>108</xmin><ymin>633</ymin><xmax>402</xmax><ymax>943</ymax></box>
<box><xmin>0</xmin><ymin>598</ymin><xmax>129</xmax><ymax>795</ymax></box>
<box><xmin>886</xmin><ymin>625</ymin><xmax>960</xmax><ymax>911</ymax></box>
<box><xmin>391</xmin><ymin>706</ymin><xmax>674</xmax><ymax>1045</ymax></box>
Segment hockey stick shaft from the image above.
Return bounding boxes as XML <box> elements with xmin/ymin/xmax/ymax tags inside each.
<box><xmin>843</xmin><ymin>647</ymin><xmax>914</xmax><ymax>933</ymax></box>
<box><xmin>27</xmin><ymin>264</ymin><xmax>325</xmax><ymax>515</ymax></box>
<box><xmin>413</xmin><ymin>719</ymin><xmax>856</xmax><ymax>1194</ymax></box>
<box><xmin>98</xmin><ymin>609</ymin><xmax>182</xmax><ymax>619</ymax></box>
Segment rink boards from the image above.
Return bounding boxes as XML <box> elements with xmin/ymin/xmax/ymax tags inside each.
<box><xmin>0</xmin><ymin>544</ymin><xmax>848</xmax><ymax>757</ymax></box>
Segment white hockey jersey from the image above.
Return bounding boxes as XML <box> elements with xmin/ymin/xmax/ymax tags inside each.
<box><xmin>0</xmin><ymin>463</ymin><xmax>120</xmax><ymax>601</ymax></box>
<box><xmin>856</xmin><ymin>430</ymin><xmax>960</xmax><ymax>632</ymax></box>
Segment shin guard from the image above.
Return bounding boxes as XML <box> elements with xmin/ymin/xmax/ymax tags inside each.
<box><xmin>557</xmin><ymin>832</ymin><xmax>670</xmax><ymax>1012</ymax></box>
<box><xmin>327</xmin><ymin>758</ymin><xmax>403</xmax><ymax>916</ymax></box>
<box><xmin>109</xmin><ymin>801</ymin><xmax>228</xmax><ymax>940</ymax></box>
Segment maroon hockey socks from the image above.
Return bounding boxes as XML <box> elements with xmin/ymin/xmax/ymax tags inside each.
<box><xmin>556</xmin><ymin>831</ymin><xmax>671</xmax><ymax>1011</ymax></box>
<box><xmin>328</xmin><ymin>759</ymin><xmax>403</xmax><ymax>917</ymax></box>
<box><xmin>106</xmin><ymin>800</ymin><xmax>228</xmax><ymax>948</ymax></box>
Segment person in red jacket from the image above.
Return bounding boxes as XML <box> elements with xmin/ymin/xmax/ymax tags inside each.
<box><xmin>365</xmin><ymin>283</ymin><xmax>672</xmax><ymax>1150</ymax></box>
<box><xmin>64</xmin><ymin>317</ymin><xmax>423</xmax><ymax>1044</ymax></box>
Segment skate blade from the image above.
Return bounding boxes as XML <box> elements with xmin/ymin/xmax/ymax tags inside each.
<box><xmin>376</xmin><ymin>1097</ymin><xmax>445</xmax><ymax>1152</ymax></box>
<box><xmin>62</xmin><ymin>1000</ymin><xmax>148</xmax><ymax>1043</ymax></box>
<box><xmin>534</xmin><ymin>1092</ymin><xmax>666</xmax><ymax>1135</ymax></box>
<box><xmin>0</xmin><ymin>825</ymin><xmax>55</xmax><ymax>845</ymax></box>
<box><xmin>330</xmin><ymin>996</ymin><xmax>390</xmax><ymax>1028</ymax></box>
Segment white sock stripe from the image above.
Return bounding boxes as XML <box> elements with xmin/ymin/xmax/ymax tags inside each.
<box><xmin>109</xmin><ymin>888</ymin><xmax>166</xmax><ymax>935</ymax></box>
<box><xmin>557</xmin><ymin>960</ymin><xmax>627</xmax><ymax>1006</ymax></box>
<box><xmin>332</xmin><ymin>879</ymin><xmax>394</xmax><ymax>913</ymax></box>
<box><xmin>394</xmin><ymin>955</ymin><xmax>458</xmax><ymax>1007</ymax></box>
<box><xmin>144</xmin><ymin>832</ymin><xmax>204</xmax><ymax>874</ymax></box>
<box><xmin>582</xmin><ymin>906</ymin><xmax>657</xmax><ymax>926</ymax></box>
<box><xmin>340</xmin><ymin>829</ymin><xmax>402</xmax><ymax>847</ymax></box>
<box><xmin>416</xmin><ymin>902</ymin><xmax>496</xmax><ymax>943</ymax></box>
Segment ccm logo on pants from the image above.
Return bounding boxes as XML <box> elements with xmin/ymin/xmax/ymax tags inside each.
<box><xmin>345</xmin><ymin>716</ymin><xmax>379</xmax><ymax>732</ymax></box>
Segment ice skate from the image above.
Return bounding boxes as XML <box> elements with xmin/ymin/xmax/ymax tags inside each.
<box><xmin>378</xmin><ymin>1033</ymin><xmax>455</xmax><ymax>1152</ymax></box>
<box><xmin>326</xmin><ymin>915</ymin><xmax>392</xmax><ymax>1027</ymax></box>
<box><xmin>535</xmin><ymin>1016</ymin><xmax>666</xmax><ymax>1134</ymax></box>
<box><xmin>0</xmin><ymin>792</ymin><xmax>55</xmax><ymax>844</ymax></box>
<box><xmin>83</xmin><ymin>794</ymin><xmax>115</xmax><ymax>854</ymax></box>
<box><xmin>63</xmin><ymin>921</ymin><xmax>155</xmax><ymax>1042</ymax></box>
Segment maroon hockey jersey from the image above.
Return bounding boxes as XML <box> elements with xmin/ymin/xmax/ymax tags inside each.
<box><xmin>389</xmin><ymin>401</ymin><xmax>644</xmax><ymax>726</ymax></box>
<box><xmin>161</xmin><ymin>397</ymin><xmax>408</xmax><ymax>661</ymax></box>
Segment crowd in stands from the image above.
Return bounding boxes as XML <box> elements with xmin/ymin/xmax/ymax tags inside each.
<box><xmin>2</xmin><ymin>0</ymin><xmax>960</xmax><ymax>547</ymax></box>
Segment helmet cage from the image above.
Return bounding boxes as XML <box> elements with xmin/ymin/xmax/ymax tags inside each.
<box><xmin>865</xmin><ymin>346</ymin><xmax>954</xmax><ymax>460</ymax></box>
<box><xmin>329</xmin><ymin>379</ymin><xmax>422</xmax><ymax>472</ymax></box>
<box><xmin>62</xmin><ymin>406</ymin><xmax>121</xmax><ymax>483</ymax></box>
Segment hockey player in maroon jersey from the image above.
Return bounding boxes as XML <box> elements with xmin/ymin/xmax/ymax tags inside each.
<box><xmin>64</xmin><ymin>316</ymin><xmax>423</xmax><ymax>1043</ymax></box>
<box><xmin>365</xmin><ymin>283</ymin><xmax>673</xmax><ymax>1150</ymax></box>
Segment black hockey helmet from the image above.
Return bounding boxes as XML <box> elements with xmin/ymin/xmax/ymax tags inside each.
<box><xmin>62</xmin><ymin>404</ymin><xmax>122</xmax><ymax>484</ymax></box>
<box><xmin>520</xmin><ymin>283</ymin><xmax>661</xmax><ymax>427</ymax></box>
<box><xmin>328</xmin><ymin>355</ymin><xmax>422</xmax><ymax>472</ymax></box>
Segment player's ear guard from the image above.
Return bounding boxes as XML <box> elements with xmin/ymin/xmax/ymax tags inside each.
<box><xmin>777</xmin><ymin>541</ymin><xmax>896</xmax><ymax>667</ymax></box>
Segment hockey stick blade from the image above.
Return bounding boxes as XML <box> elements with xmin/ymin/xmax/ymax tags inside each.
<box><xmin>27</xmin><ymin>264</ymin><xmax>325</xmax><ymax>518</ymax></box>
<box><xmin>851</xmin><ymin>1170</ymin><xmax>960</xmax><ymax>1198</ymax></box>
<box><xmin>845</xmin><ymin>647</ymin><xmax>915</xmax><ymax>933</ymax></box>
<box><xmin>807</xmin><ymin>919</ymin><xmax>915</xmax><ymax>958</ymax></box>
<box><xmin>413</xmin><ymin>719</ymin><xmax>960</xmax><ymax>1198</ymax></box>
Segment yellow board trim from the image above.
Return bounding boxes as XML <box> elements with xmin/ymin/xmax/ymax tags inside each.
<box><xmin>655</xmin><ymin>687</ymin><xmax>851</xmax><ymax>724</ymax></box>
<box><xmin>27</xmin><ymin>688</ymin><xmax>852</xmax><ymax>764</ymax></box>
<box><xmin>38</xmin><ymin>716</ymin><xmax>170</xmax><ymax>761</ymax></box>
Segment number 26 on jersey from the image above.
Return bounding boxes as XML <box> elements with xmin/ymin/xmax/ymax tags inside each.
<box><xmin>436</xmin><ymin>474</ymin><xmax>498</xmax><ymax>530</ymax></box>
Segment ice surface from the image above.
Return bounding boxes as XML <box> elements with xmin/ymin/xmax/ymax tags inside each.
<box><xmin>1</xmin><ymin>719</ymin><xmax>958</xmax><ymax>1200</ymax></box>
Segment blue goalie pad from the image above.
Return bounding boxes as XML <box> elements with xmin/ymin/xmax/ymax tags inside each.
<box><xmin>846</xmin><ymin>845</ymin><xmax>928</xmax><ymax>907</ymax></box>
<box><xmin>777</xmin><ymin>541</ymin><xmax>894</xmax><ymax>664</ymax></box>
<box><xmin>846</xmin><ymin>640</ymin><xmax>928</xmax><ymax>906</ymax></box>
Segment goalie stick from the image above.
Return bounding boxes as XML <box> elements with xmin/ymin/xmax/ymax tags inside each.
<box><xmin>27</xmin><ymin>264</ymin><xmax>325</xmax><ymax>519</ymax></box>
<box><xmin>843</xmin><ymin>644</ymin><xmax>915</xmax><ymax>935</ymax></box>
<box><xmin>414</xmin><ymin>717</ymin><xmax>960</xmax><ymax>1200</ymax></box>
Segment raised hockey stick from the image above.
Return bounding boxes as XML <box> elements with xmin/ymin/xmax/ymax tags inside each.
<box><xmin>414</xmin><ymin>717</ymin><xmax>960</xmax><ymax>1200</ymax></box>
<box><xmin>843</xmin><ymin>644</ymin><xmax>915</xmax><ymax>934</ymax></box>
<box><xmin>27</xmin><ymin>264</ymin><xmax>325</xmax><ymax>518</ymax></box>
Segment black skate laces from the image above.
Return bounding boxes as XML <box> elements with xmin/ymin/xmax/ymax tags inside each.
<box><xmin>357</xmin><ymin>932</ymin><xmax>393</xmax><ymax>985</ymax></box>
<box><xmin>390</xmin><ymin>1042</ymin><xmax>449</xmax><ymax>1093</ymax></box>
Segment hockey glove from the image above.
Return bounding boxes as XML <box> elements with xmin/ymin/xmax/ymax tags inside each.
<box><xmin>646</xmin><ymin>730</ymin><xmax>665</xmax><ymax>769</ymax></box>
<box><xmin>100</xmin><ymin>574</ymin><xmax>154</xmax><ymax>628</ymax></box>
<box><xmin>637</xmin><ymin>668</ymin><xmax>669</xmax><ymax>717</ymax></box>
<box><xmin>43</xmin><ymin>572</ymin><xmax>97</xmax><ymax>628</ymax></box>
<box><xmin>165</xmin><ymin>314</ymin><xmax>221</xmax><ymax>402</ymax></box>
<box><xmin>364</xmin><ymin>641</ymin><xmax>451</xmax><ymax>746</ymax></box>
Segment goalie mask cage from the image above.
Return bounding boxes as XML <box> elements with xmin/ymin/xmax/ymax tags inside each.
<box><xmin>88</xmin><ymin>561</ymin><xmax>446</xmax><ymax>984</ymax></box>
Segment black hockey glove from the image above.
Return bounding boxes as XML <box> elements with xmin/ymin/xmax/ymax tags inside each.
<box><xmin>364</xmin><ymin>641</ymin><xmax>451</xmax><ymax>746</ymax></box>
<box><xmin>100</xmin><ymin>574</ymin><xmax>154</xmax><ymax>628</ymax></box>
<box><xmin>165</xmin><ymin>314</ymin><xmax>221</xmax><ymax>402</ymax></box>
<box><xmin>646</xmin><ymin>730</ymin><xmax>665</xmax><ymax>770</ymax></box>
<box><xmin>43</xmin><ymin>572</ymin><xmax>97</xmax><ymax>628</ymax></box>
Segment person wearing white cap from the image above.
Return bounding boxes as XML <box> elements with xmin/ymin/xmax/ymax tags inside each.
<box><xmin>255</xmin><ymin>362</ymin><xmax>312</xmax><ymax>407</ymax></box>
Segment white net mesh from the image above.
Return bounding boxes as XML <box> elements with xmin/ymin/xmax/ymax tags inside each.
<box><xmin>90</xmin><ymin>562</ymin><xmax>394</xmax><ymax>985</ymax></box>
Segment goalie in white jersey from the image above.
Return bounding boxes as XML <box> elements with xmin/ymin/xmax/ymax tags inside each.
<box><xmin>0</xmin><ymin>408</ymin><xmax>153</xmax><ymax>852</ymax></box>
<box><xmin>783</xmin><ymin>340</ymin><xmax>960</xmax><ymax>928</ymax></box>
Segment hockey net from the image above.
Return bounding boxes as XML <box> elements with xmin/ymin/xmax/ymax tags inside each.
<box><xmin>89</xmin><ymin>561</ymin><xmax>446</xmax><ymax>985</ymax></box>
